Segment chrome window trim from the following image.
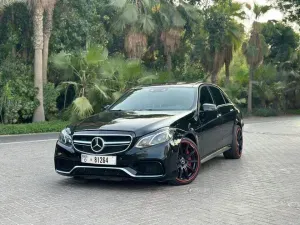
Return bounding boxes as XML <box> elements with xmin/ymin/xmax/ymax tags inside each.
<box><xmin>72</xmin><ymin>133</ymin><xmax>133</xmax><ymax>155</ymax></box>
<box><xmin>56</xmin><ymin>166</ymin><xmax>164</xmax><ymax>178</ymax></box>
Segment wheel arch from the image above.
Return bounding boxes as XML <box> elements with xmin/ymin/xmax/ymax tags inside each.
<box><xmin>184</xmin><ymin>133</ymin><xmax>198</xmax><ymax>147</ymax></box>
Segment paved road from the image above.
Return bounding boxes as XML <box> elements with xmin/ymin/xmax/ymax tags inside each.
<box><xmin>0</xmin><ymin>116</ymin><xmax>300</xmax><ymax>225</ymax></box>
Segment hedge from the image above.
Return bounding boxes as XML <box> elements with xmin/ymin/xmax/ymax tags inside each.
<box><xmin>0</xmin><ymin>121</ymin><xmax>69</xmax><ymax>135</ymax></box>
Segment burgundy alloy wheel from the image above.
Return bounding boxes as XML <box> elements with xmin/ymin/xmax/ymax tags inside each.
<box><xmin>176</xmin><ymin>139</ymin><xmax>200</xmax><ymax>184</ymax></box>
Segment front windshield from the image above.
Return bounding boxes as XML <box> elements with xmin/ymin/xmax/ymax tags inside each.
<box><xmin>110</xmin><ymin>87</ymin><xmax>197</xmax><ymax>111</ymax></box>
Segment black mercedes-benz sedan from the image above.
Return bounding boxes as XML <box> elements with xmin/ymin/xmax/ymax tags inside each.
<box><xmin>55</xmin><ymin>83</ymin><xmax>244</xmax><ymax>185</ymax></box>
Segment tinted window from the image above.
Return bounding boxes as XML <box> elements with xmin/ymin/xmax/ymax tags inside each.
<box><xmin>209</xmin><ymin>86</ymin><xmax>225</xmax><ymax>106</ymax></box>
<box><xmin>110</xmin><ymin>87</ymin><xmax>197</xmax><ymax>111</ymax></box>
<box><xmin>199</xmin><ymin>86</ymin><xmax>214</xmax><ymax>110</ymax></box>
<box><xmin>221</xmin><ymin>92</ymin><xmax>230</xmax><ymax>104</ymax></box>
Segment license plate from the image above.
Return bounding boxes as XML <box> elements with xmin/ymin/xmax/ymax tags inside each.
<box><xmin>81</xmin><ymin>154</ymin><xmax>117</xmax><ymax>165</ymax></box>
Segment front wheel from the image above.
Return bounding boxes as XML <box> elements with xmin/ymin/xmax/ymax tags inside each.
<box><xmin>170</xmin><ymin>138</ymin><xmax>201</xmax><ymax>185</ymax></box>
<box><xmin>223</xmin><ymin>125</ymin><xmax>243</xmax><ymax>159</ymax></box>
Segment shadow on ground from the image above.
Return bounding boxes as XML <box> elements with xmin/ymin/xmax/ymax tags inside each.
<box><xmin>54</xmin><ymin>155</ymin><xmax>228</xmax><ymax>191</ymax></box>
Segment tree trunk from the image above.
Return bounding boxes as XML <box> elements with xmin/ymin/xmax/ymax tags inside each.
<box><xmin>32</xmin><ymin>4</ymin><xmax>45</xmax><ymax>122</ymax></box>
<box><xmin>225</xmin><ymin>62</ymin><xmax>230</xmax><ymax>85</ymax></box>
<box><xmin>11</xmin><ymin>6</ymin><xmax>16</xmax><ymax>57</ymax></box>
<box><xmin>167</xmin><ymin>53</ymin><xmax>172</xmax><ymax>72</ymax></box>
<box><xmin>43</xmin><ymin>6</ymin><xmax>54</xmax><ymax>84</ymax></box>
<box><xmin>211</xmin><ymin>72</ymin><xmax>218</xmax><ymax>84</ymax></box>
<box><xmin>247</xmin><ymin>67</ymin><xmax>254</xmax><ymax>114</ymax></box>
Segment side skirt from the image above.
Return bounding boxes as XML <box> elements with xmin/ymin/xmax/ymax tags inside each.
<box><xmin>200</xmin><ymin>145</ymin><xmax>231</xmax><ymax>164</ymax></box>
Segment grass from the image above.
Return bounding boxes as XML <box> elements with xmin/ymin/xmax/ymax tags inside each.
<box><xmin>252</xmin><ymin>108</ymin><xmax>279</xmax><ymax>117</ymax></box>
<box><xmin>0</xmin><ymin>121</ymin><xmax>69</xmax><ymax>135</ymax></box>
<box><xmin>286</xmin><ymin>109</ymin><xmax>300</xmax><ymax>115</ymax></box>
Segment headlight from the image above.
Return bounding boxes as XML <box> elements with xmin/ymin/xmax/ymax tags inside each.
<box><xmin>136</xmin><ymin>128</ymin><xmax>172</xmax><ymax>148</ymax></box>
<box><xmin>58</xmin><ymin>128</ymin><xmax>72</xmax><ymax>146</ymax></box>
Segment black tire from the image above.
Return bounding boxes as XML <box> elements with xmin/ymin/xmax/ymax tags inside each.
<box><xmin>170</xmin><ymin>138</ymin><xmax>201</xmax><ymax>185</ymax></box>
<box><xmin>223</xmin><ymin>125</ymin><xmax>243</xmax><ymax>159</ymax></box>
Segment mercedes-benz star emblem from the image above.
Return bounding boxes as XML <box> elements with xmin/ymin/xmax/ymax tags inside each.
<box><xmin>91</xmin><ymin>137</ymin><xmax>105</xmax><ymax>152</ymax></box>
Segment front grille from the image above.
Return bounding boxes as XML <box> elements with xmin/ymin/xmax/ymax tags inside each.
<box><xmin>72</xmin><ymin>132</ymin><xmax>133</xmax><ymax>155</ymax></box>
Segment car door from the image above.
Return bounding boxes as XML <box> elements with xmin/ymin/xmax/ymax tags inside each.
<box><xmin>208</xmin><ymin>86</ymin><xmax>235</xmax><ymax>148</ymax></box>
<box><xmin>219</xmin><ymin>90</ymin><xmax>236</xmax><ymax>146</ymax></box>
<box><xmin>207</xmin><ymin>86</ymin><xmax>227</xmax><ymax>150</ymax></box>
<box><xmin>196</xmin><ymin>86</ymin><xmax>223</xmax><ymax>157</ymax></box>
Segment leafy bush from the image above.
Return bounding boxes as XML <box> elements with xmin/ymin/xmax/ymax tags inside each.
<box><xmin>44</xmin><ymin>83</ymin><xmax>59</xmax><ymax>120</ymax></box>
<box><xmin>0</xmin><ymin>121</ymin><xmax>69</xmax><ymax>135</ymax></box>
<box><xmin>0</xmin><ymin>57</ymin><xmax>38</xmax><ymax>124</ymax></box>
<box><xmin>253</xmin><ymin>108</ymin><xmax>279</xmax><ymax>117</ymax></box>
<box><xmin>286</xmin><ymin>109</ymin><xmax>300</xmax><ymax>115</ymax></box>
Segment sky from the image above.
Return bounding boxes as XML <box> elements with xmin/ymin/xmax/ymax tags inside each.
<box><xmin>234</xmin><ymin>0</ymin><xmax>283</xmax><ymax>30</ymax></box>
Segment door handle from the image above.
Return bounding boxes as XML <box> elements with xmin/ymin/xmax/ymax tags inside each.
<box><xmin>217</xmin><ymin>114</ymin><xmax>222</xmax><ymax>118</ymax></box>
<box><xmin>230</xmin><ymin>109</ymin><xmax>234</xmax><ymax>112</ymax></box>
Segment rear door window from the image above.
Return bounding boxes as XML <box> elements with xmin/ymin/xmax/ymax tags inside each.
<box><xmin>199</xmin><ymin>86</ymin><xmax>214</xmax><ymax>110</ymax></box>
<box><xmin>209</xmin><ymin>86</ymin><xmax>225</xmax><ymax>106</ymax></box>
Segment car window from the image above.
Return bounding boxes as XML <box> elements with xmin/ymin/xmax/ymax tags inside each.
<box><xmin>199</xmin><ymin>86</ymin><xmax>214</xmax><ymax>110</ymax></box>
<box><xmin>221</xmin><ymin>91</ymin><xmax>230</xmax><ymax>104</ymax></box>
<box><xmin>209</xmin><ymin>86</ymin><xmax>225</xmax><ymax>106</ymax></box>
<box><xmin>110</xmin><ymin>87</ymin><xmax>197</xmax><ymax>111</ymax></box>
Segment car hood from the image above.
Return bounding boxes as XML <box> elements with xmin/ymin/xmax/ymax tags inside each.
<box><xmin>73</xmin><ymin>110</ymin><xmax>194</xmax><ymax>137</ymax></box>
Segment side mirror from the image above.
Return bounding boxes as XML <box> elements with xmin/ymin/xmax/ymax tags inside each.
<box><xmin>202</xmin><ymin>103</ymin><xmax>217</xmax><ymax>112</ymax></box>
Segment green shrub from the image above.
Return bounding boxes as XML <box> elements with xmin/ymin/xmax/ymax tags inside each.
<box><xmin>0</xmin><ymin>121</ymin><xmax>69</xmax><ymax>135</ymax></box>
<box><xmin>44</xmin><ymin>83</ymin><xmax>59</xmax><ymax>120</ymax></box>
<box><xmin>253</xmin><ymin>108</ymin><xmax>279</xmax><ymax>117</ymax></box>
<box><xmin>286</xmin><ymin>109</ymin><xmax>300</xmax><ymax>115</ymax></box>
<box><xmin>0</xmin><ymin>57</ymin><xmax>38</xmax><ymax>124</ymax></box>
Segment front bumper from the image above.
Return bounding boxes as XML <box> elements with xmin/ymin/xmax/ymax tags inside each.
<box><xmin>54</xmin><ymin>141</ymin><xmax>179</xmax><ymax>181</ymax></box>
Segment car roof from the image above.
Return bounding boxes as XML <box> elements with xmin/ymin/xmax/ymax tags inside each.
<box><xmin>138</xmin><ymin>82</ymin><xmax>218</xmax><ymax>89</ymax></box>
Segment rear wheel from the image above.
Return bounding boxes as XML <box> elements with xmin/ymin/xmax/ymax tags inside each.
<box><xmin>170</xmin><ymin>138</ymin><xmax>200</xmax><ymax>185</ymax></box>
<box><xmin>223</xmin><ymin>125</ymin><xmax>243</xmax><ymax>159</ymax></box>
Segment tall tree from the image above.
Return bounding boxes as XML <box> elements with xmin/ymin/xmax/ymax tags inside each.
<box><xmin>29</xmin><ymin>0</ymin><xmax>48</xmax><ymax>122</ymax></box>
<box><xmin>109</xmin><ymin>0</ymin><xmax>156</xmax><ymax>59</ymax></box>
<box><xmin>1</xmin><ymin>0</ymin><xmax>47</xmax><ymax>121</ymax></box>
<box><xmin>222</xmin><ymin>2</ymin><xmax>245</xmax><ymax>84</ymax></box>
<box><xmin>157</xmin><ymin>0</ymin><xmax>187</xmax><ymax>71</ymax></box>
<box><xmin>261</xmin><ymin>21</ymin><xmax>299</xmax><ymax>67</ymax></box>
<box><xmin>0</xmin><ymin>0</ymin><xmax>26</xmax><ymax>56</ymax></box>
<box><xmin>276</xmin><ymin>0</ymin><xmax>300</xmax><ymax>23</ymax></box>
<box><xmin>193</xmin><ymin>1</ymin><xmax>244</xmax><ymax>84</ymax></box>
<box><xmin>243</xmin><ymin>4</ymin><xmax>270</xmax><ymax>114</ymax></box>
<box><xmin>42</xmin><ymin>0</ymin><xmax>56</xmax><ymax>84</ymax></box>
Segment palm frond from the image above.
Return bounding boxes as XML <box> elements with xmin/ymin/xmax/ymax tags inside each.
<box><xmin>109</xmin><ymin>0</ymin><xmax>126</xmax><ymax>8</ymax></box>
<box><xmin>140</xmin><ymin>14</ymin><xmax>156</xmax><ymax>34</ymax></box>
<box><xmin>72</xmin><ymin>97</ymin><xmax>93</xmax><ymax>118</ymax></box>
<box><xmin>112</xmin><ymin>91</ymin><xmax>122</xmax><ymax>101</ymax></box>
<box><xmin>51</xmin><ymin>51</ymin><xmax>71</xmax><ymax>70</ymax></box>
<box><xmin>94</xmin><ymin>84</ymin><xmax>110</xmax><ymax>99</ymax></box>
<box><xmin>172</xmin><ymin>9</ymin><xmax>186</xmax><ymax>28</ymax></box>
<box><xmin>121</xmin><ymin>3</ymin><xmax>138</xmax><ymax>24</ymax></box>
<box><xmin>138</xmin><ymin>74</ymin><xmax>157</xmax><ymax>84</ymax></box>
<box><xmin>0</xmin><ymin>0</ymin><xmax>25</xmax><ymax>8</ymax></box>
<box><xmin>85</xmin><ymin>46</ymin><xmax>108</xmax><ymax>65</ymax></box>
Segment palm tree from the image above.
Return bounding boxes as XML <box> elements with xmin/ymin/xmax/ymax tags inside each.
<box><xmin>223</xmin><ymin>2</ymin><xmax>245</xmax><ymax>84</ymax></box>
<box><xmin>243</xmin><ymin>4</ymin><xmax>271</xmax><ymax>113</ymax></box>
<box><xmin>156</xmin><ymin>1</ymin><xmax>196</xmax><ymax>71</ymax></box>
<box><xmin>109</xmin><ymin>0</ymin><xmax>155</xmax><ymax>59</ymax></box>
<box><xmin>193</xmin><ymin>1</ymin><xmax>244</xmax><ymax>84</ymax></box>
<box><xmin>1</xmin><ymin>0</ymin><xmax>48</xmax><ymax>121</ymax></box>
<box><xmin>0</xmin><ymin>0</ymin><xmax>26</xmax><ymax>56</ymax></box>
<box><xmin>43</xmin><ymin>0</ymin><xmax>57</xmax><ymax>84</ymax></box>
<box><xmin>28</xmin><ymin>0</ymin><xmax>48</xmax><ymax>122</ymax></box>
<box><xmin>53</xmin><ymin>46</ymin><xmax>110</xmax><ymax>118</ymax></box>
